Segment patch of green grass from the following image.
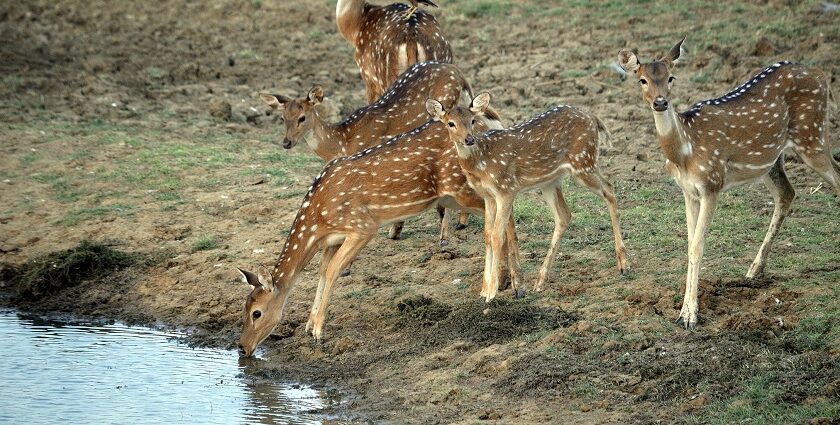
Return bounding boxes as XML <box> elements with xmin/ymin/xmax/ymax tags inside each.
<box><xmin>275</xmin><ymin>189</ymin><xmax>307</xmax><ymax>200</ymax></box>
<box><xmin>345</xmin><ymin>289</ymin><xmax>372</xmax><ymax>300</ymax></box>
<box><xmin>685</xmin><ymin>373</ymin><xmax>840</xmax><ymax>425</ymax></box>
<box><xmin>58</xmin><ymin>204</ymin><xmax>133</xmax><ymax>227</ymax></box>
<box><xmin>191</xmin><ymin>235</ymin><xmax>219</xmax><ymax>252</ymax></box>
<box><xmin>452</xmin><ymin>0</ymin><xmax>513</xmax><ymax>18</ymax></box>
<box><xmin>20</xmin><ymin>153</ymin><xmax>37</xmax><ymax>166</ymax></box>
<box><xmin>154</xmin><ymin>191</ymin><xmax>181</xmax><ymax>201</ymax></box>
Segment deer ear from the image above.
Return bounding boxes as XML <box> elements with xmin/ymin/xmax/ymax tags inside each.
<box><xmin>260</xmin><ymin>94</ymin><xmax>290</xmax><ymax>110</ymax></box>
<box><xmin>308</xmin><ymin>86</ymin><xmax>324</xmax><ymax>104</ymax></box>
<box><xmin>618</xmin><ymin>49</ymin><xmax>640</xmax><ymax>74</ymax></box>
<box><xmin>470</xmin><ymin>92</ymin><xmax>491</xmax><ymax>113</ymax></box>
<box><xmin>237</xmin><ymin>268</ymin><xmax>273</xmax><ymax>291</ymax></box>
<box><xmin>426</xmin><ymin>99</ymin><xmax>444</xmax><ymax>121</ymax></box>
<box><xmin>663</xmin><ymin>35</ymin><xmax>686</xmax><ymax>67</ymax></box>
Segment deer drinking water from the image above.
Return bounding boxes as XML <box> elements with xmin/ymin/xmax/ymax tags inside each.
<box><xmin>428</xmin><ymin>94</ymin><xmax>628</xmax><ymax>302</ymax></box>
<box><xmin>336</xmin><ymin>0</ymin><xmax>453</xmax><ymax>103</ymax></box>
<box><xmin>261</xmin><ymin>62</ymin><xmax>481</xmax><ymax>244</ymax></box>
<box><xmin>617</xmin><ymin>37</ymin><xmax>840</xmax><ymax>329</ymax></box>
<box><xmin>237</xmin><ymin>111</ymin><xmax>521</xmax><ymax>357</ymax></box>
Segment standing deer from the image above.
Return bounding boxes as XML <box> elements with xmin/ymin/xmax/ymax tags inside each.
<box><xmin>336</xmin><ymin>0</ymin><xmax>453</xmax><ymax>103</ymax></box>
<box><xmin>428</xmin><ymin>94</ymin><xmax>628</xmax><ymax>302</ymax></box>
<box><xmin>237</xmin><ymin>114</ymin><xmax>521</xmax><ymax>357</ymax></box>
<box><xmin>261</xmin><ymin>62</ymin><xmax>482</xmax><ymax>244</ymax></box>
<box><xmin>618</xmin><ymin>37</ymin><xmax>839</xmax><ymax>329</ymax></box>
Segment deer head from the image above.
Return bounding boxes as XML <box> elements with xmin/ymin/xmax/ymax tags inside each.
<box><xmin>261</xmin><ymin>86</ymin><xmax>325</xmax><ymax>149</ymax></box>
<box><xmin>618</xmin><ymin>36</ymin><xmax>685</xmax><ymax>113</ymax></box>
<box><xmin>237</xmin><ymin>268</ymin><xmax>290</xmax><ymax>357</ymax></box>
<box><xmin>426</xmin><ymin>92</ymin><xmax>493</xmax><ymax>157</ymax></box>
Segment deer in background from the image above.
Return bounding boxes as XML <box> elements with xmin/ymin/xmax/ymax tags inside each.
<box><xmin>618</xmin><ymin>37</ymin><xmax>839</xmax><ymax>329</ymax></box>
<box><xmin>261</xmin><ymin>62</ymin><xmax>484</xmax><ymax>244</ymax></box>
<box><xmin>237</xmin><ymin>113</ymin><xmax>521</xmax><ymax>357</ymax></box>
<box><xmin>336</xmin><ymin>0</ymin><xmax>453</xmax><ymax>103</ymax></box>
<box><xmin>428</xmin><ymin>94</ymin><xmax>628</xmax><ymax>302</ymax></box>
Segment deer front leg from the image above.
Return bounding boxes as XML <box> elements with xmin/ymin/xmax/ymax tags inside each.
<box><xmin>485</xmin><ymin>196</ymin><xmax>513</xmax><ymax>303</ymax></box>
<box><xmin>683</xmin><ymin>192</ymin><xmax>700</xmax><ymax>245</ymax></box>
<box><xmin>747</xmin><ymin>160</ymin><xmax>794</xmax><ymax>278</ymax></box>
<box><xmin>480</xmin><ymin>199</ymin><xmax>497</xmax><ymax>299</ymax></box>
<box><xmin>388</xmin><ymin>221</ymin><xmax>404</xmax><ymax>240</ymax></box>
<box><xmin>310</xmin><ymin>233</ymin><xmax>373</xmax><ymax>341</ymax></box>
<box><xmin>307</xmin><ymin>245</ymin><xmax>340</xmax><ymax>333</ymax></box>
<box><xmin>678</xmin><ymin>193</ymin><xmax>718</xmax><ymax>330</ymax></box>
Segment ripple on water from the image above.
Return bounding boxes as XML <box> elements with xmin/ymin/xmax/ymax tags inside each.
<box><xmin>0</xmin><ymin>309</ymin><xmax>328</xmax><ymax>425</ymax></box>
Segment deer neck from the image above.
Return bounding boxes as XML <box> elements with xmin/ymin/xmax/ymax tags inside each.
<box><xmin>453</xmin><ymin>138</ymin><xmax>488</xmax><ymax>174</ymax></box>
<box><xmin>268</xmin><ymin>205</ymin><xmax>323</xmax><ymax>298</ymax></box>
<box><xmin>652</xmin><ymin>108</ymin><xmax>692</xmax><ymax>167</ymax></box>
<box><xmin>309</xmin><ymin>108</ymin><xmax>347</xmax><ymax>160</ymax></box>
<box><xmin>336</xmin><ymin>0</ymin><xmax>365</xmax><ymax>44</ymax></box>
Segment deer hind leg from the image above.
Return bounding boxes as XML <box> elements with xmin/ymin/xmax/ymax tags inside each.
<box><xmin>574</xmin><ymin>171</ymin><xmax>628</xmax><ymax>275</ymax></box>
<box><xmin>438</xmin><ymin>205</ymin><xmax>451</xmax><ymax>247</ymax></box>
<box><xmin>795</xmin><ymin>145</ymin><xmax>840</xmax><ymax>198</ymax></box>
<box><xmin>388</xmin><ymin>222</ymin><xmax>404</xmax><ymax>240</ymax></box>
<box><xmin>307</xmin><ymin>244</ymin><xmax>340</xmax><ymax>333</ymax></box>
<box><xmin>535</xmin><ymin>185</ymin><xmax>571</xmax><ymax>292</ymax></box>
<box><xmin>310</xmin><ymin>233</ymin><xmax>374</xmax><ymax>341</ymax></box>
<box><xmin>456</xmin><ymin>211</ymin><xmax>469</xmax><ymax>230</ymax></box>
<box><xmin>485</xmin><ymin>195</ymin><xmax>514</xmax><ymax>303</ymax></box>
<box><xmin>678</xmin><ymin>192</ymin><xmax>718</xmax><ymax>330</ymax></box>
<box><xmin>746</xmin><ymin>156</ymin><xmax>795</xmax><ymax>279</ymax></box>
<box><xmin>501</xmin><ymin>215</ymin><xmax>522</xmax><ymax>297</ymax></box>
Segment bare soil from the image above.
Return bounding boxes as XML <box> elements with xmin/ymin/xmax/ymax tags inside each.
<box><xmin>1</xmin><ymin>1</ymin><xmax>839</xmax><ymax>423</ymax></box>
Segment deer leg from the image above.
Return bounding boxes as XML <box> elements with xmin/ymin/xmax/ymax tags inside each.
<box><xmin>535</xmin><ymin>185</ymin><xmax>571</xmax><ymax>292</ymax></box>
<box><xmin>678</xmin><ymin>193</ymin><xmax>718</xmax><ymax>330</ymax></box>
<box><xmin>438</xmin><ymin>206</ymin><xmax>451</xmax><ymax>247</ymax></box>
<box><xmin>684</xmin><ymin>192</ymin><xmax>700</xmax><ymax>246</ymax></box>
<box><xmin>307</xmin><ymin>244</ymin><xmax>340</xmax><ymax>333</ymax></box>
<box><xmin>486</xmin><ymin>195</ymin><xmax>513</xmax><ymax>303</ymax></box>
<box><xmin>797</xmin><ymin>148</ymin><xmax>840</xmax><ymax>197</ymax></box>
<box><xmin>746</xmin><ymin>157</ymin><xmax>795</xmax><ymax>279</ymax></box>
<box><xmin>455</xmin><ymin>211</ymin><xmax>469</xmax><ymax>230</ymax></box>
<box><xmin>388</xmin><ymin>222</ymin><xmax>404</xmax><ymax>240</ymax></box>
<box><xmin>310</xmin><ymin>233</ymin><xmax>374</xmax><ymax>341</ymax></box>
<box><xmin>502</xmin><ymin>215</ymin><xmax>522</xmax><ymax>297</ymax></box>
<box><xmin>480</xmin><ymin>198</ymin><xmax>497</xmax><ymax>299</ymax></box>
<box><xmin>574</xmin><ymin>172</ymin><xmax>628</xmax><ymax>275</ymax></box>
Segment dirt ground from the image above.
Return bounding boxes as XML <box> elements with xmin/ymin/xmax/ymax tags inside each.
<box><xmin>1</xmin><ymin>0</ymin><xmax>839</xmax><ymax>423</ymax></box>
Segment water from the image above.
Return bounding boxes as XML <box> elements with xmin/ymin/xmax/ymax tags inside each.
<box><xmin>0</xmin><ymin>309</ymin><xmax>330</xmax><ymax>425</ymax></box>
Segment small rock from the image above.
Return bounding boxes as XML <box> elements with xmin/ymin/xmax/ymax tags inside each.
<box><xmin>478</xmin><ymin>409</ymin><xmax>502</xmax><ymax>420</ymax></box>
<box><xmin>636</xmin><ymin>153</ymin><xmax>649</xmax><ymax>162</ymax></box>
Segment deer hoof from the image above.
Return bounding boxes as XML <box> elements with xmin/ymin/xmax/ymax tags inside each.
<box><xmin>439</xmin><ymin>239</ymin><xmax>449</xmax><ymax>247</ymax></box>
<box><xmin>515</xmin><ymin>288</ymin><xmax>526</xmax><ymax>299</ymax></box>
<box><xmin>340</xmin><ymin>268</ymin><xmax>351</xmax><ymax>277</ymax></box>
<box><xmin>454</xmin><ymin>223</ymin><xmax>467</xmax><ymax>230</ymax></box>
<box><xmin>675</xmin><ymin>316</ymin><xmax>698</xmax><ymax>331</ymax></box>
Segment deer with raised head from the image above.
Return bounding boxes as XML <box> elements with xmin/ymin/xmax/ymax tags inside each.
<box><xmin>618</xmin><ymin>37</ymin><xmax>839</xmax><ymax>329</ymax></box>
<box><xmin>261</xmin><ymin>62</ymin><xmax>479</xmax><ymax>244</ymax></box>
<box><xmin>336</xmin><ymin>0</ymin><xmax>453</xmax><ymax>103</ymax></box>
<box><xmin>427</xmin><ymin>93</ymin><xmax>628</xmax><ymax>302</ymax></box>
<box><xmin>237</xmin><ymin>112</ymin><xmax>521</xmax><ymax>357</ymax></box>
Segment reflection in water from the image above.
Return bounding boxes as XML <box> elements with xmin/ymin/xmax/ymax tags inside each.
<box><xmin>0</xmin><ymin>309</ymin><xmax>329</xmax><ymax>424</ymax></box>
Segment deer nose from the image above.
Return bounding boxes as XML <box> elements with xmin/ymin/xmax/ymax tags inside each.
<box><xmin>238</xmin><ymin>343</ymin><xmax>250</xmax><ymax>357</ymax></box>
<box><xmin>652</xmin><ymin>97</ymin><xmax>669</xmax><ymax>112</ymax></box>
<box><xmin>464</xmin><ymin>135</ymin><xmax>476</xmax><ymax>146</ymax></box>
<box><xmin>282</xmin><ymin>138</ymin><xmax>293</xmax><ymax>149</ymax></box>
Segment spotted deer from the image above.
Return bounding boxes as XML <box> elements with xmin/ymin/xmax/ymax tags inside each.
<box><xmin>336</xmin><ymin>0</ymin><xmax>453</xmax><ymax>103</ymax></box>
<box><xmin>618</xmin><ymin>37</ymin><xmax>840</xmax><ymax>329</ymax></box>
<box><xmin>261</xmin><ymin>62</ymin><xmax>482</xmax><ymax>244</ymax></box>
<box><xmin>428</xmin><ymin>93</ymin><xmax>628</xmax><ymax>302</ymax></box>
<box><xmin>237</xmin><ymin>114</ymin><xmax>520</xmax><ymax>357</ymax></box>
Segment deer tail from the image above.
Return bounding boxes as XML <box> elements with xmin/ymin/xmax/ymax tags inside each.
<box><xmin>593</xmin><ymin>114</ymin><xmax>612</xmax><ymax>148</ymax></box>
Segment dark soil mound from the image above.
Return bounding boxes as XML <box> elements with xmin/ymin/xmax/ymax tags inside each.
<box><xmin>13</xmin><ymin>241</ymin><xmax>135</xmax><ymax>301</ymax></box>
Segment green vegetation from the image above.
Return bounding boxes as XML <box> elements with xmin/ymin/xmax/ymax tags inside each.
<box><xmin>191</xmin><ymin>235</ymin><xmax>220</xmax><ymax>252</ymax></box>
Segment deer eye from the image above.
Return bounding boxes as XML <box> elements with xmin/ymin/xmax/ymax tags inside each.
<box><xmin>639</xmin><ymin>78</ymin><xmax>648</xmax><ymax>86</ymax></box>
<box><xmin>298</xmin><ymin>116</ymin><xmax>306</xmax><ymax>124</ymax></box>
<box><xmin>252</xmin><ymin>310</ymin><xmax>262</xmax><ymax>320</ymax></box>
<box><xmin>448</xmin><ymin>121</ymin><xmax>456</xmax><ymax>128</ymax></box>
